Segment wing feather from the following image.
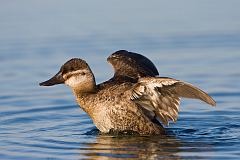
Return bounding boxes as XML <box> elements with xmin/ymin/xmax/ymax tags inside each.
<box><xmin>131</xmin><ymin>77</ymin><xmax>216</xmax><ymax>125</ymax></box>
<box><xmin>107</xmin><ymin>50</ymin><xmax>159</xmax><ymax>79</ymax></box>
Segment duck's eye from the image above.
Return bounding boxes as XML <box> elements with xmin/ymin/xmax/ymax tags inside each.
<box><xmin>62</xmin><ymin>69</ymin><xmax>67</xmax><ymax>75</ymax></box>
<box><xmin>81</xmin><ymin>72</ymin><xmax>86</xmax><ymax>75</ymax></box>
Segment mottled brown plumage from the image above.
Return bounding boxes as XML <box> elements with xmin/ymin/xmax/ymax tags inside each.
<box><xmin>39</xmin><ymin>50</ymin><xmax>216</xmax><ymax>135</ymax></box>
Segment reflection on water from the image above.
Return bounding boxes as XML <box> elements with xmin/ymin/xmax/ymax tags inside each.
<box><xmin>83</xmin><ymin>134</ymin><xmax>182</xmax><ymax>160</ymax></box>
<box><xmin>79</xmin><ymin>126</ymin><xmax>222</xmax><ymax>160</ymax></box>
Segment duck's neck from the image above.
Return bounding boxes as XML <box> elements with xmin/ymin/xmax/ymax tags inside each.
<box><xmin>72</xmin><ymin>81</ymin><xmax>96</xmax><ymax>95</ymax></box>
<box><xmin>71</xmin><ymin>76</ymin><xmax>97</xmax><ymax>112</ymax></box>
<box><xmin>72</xmin><ymin>88</ymin><xmax>96</xmax><ymax>115</ymax></box>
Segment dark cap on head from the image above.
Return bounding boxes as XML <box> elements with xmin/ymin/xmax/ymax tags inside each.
<box><xmin>60</xmin><ymin>58</ymin><xmax>89</xmax><ymax>74</ymax></box>
<box><xmin>39</xmin><ymin>58</ymin><xmax>89</xmax><ymax>86</ymax></box>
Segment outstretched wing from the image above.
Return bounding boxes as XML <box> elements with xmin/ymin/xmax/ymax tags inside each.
<box><xmin>130</xmin><ymin>77</ymin><xmax>216</xmax><ymax>125</ymax></box>
<box><xmin>107</xmin><ymin>50</ymin><xmax>159</xmax><ymax>80</ymax></box>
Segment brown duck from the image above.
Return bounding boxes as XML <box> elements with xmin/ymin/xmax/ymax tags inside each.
<box><xmin>40</xmin><ymin>50</ymin><xmax>216</xmax><ymax>135</ymax></box>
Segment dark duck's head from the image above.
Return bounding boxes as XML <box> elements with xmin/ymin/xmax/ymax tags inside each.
<box><xmin>39</xmin><ymin>58</ymin><xmax>96</xmax><ymax>93</ymax></box>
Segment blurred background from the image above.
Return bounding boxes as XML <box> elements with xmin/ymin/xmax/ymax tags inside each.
<box><xmin>0</xmin><ymin>0</ymin><xmax>240</xmax><ymax>159</ymax></box>
<box><xmin>1</xmin><ymin>1</ymin><xmax>240</xmax><ymax>82</ymax></box>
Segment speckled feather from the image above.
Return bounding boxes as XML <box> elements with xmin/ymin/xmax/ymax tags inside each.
<box><xmin>76</xmin><ymin>81</ymin><xmax>165</xmax><ymax>134</ymax></box>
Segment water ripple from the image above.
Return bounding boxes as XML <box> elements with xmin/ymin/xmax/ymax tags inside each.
<box><xmin>0</xmin><ymin>27</ymin><xmax>239</xmax><ymax>160</ymax></box>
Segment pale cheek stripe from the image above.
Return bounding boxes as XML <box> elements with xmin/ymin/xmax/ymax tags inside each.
<box><xmin>63</xmin><ymin>69</ymin><xmax>89</xmax><ymax>79</ymax></box>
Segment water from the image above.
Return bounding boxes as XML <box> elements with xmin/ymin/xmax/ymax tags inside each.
<box><xmin>0</xmin><ymin>1</ymin><xmax>240</xmax><ymax>159</ymax></box>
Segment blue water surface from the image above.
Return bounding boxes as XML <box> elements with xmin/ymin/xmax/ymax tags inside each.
<box><xmin>0</xmin><ymin>1</ymin><xmax>240</xmax><ymax>159</ymax></box>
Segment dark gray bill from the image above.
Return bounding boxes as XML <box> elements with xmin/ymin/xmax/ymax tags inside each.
<box><xmin>39</xmin><ymin>71</ymin><xmax>64</xmax><ymax>86</ymax></box>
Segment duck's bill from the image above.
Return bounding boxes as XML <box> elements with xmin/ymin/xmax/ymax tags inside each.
<box><xmin>39</xmin><ymin>71</ymin><xmax>64</xmax><ymax>86</ymax></box>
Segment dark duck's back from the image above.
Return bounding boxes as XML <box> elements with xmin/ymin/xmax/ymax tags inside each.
<box><xmin>40</xmin><ymin>50</ymin><xmax>216</xmax><ymax>135</ymax></box>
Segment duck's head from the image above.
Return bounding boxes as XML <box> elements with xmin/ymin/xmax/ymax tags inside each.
<box><xmin>39</xmin><ymin>58</ymin><xmax>96</xmax><ymax>93</ymax></box>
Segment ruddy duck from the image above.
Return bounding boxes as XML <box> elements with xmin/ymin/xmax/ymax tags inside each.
<box><xmin>40</xmin><ymin>50</ymin><xmax>216</xmax><ymax>135</ymax></box>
